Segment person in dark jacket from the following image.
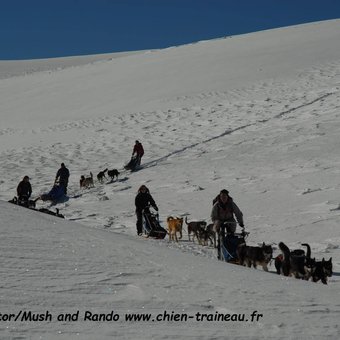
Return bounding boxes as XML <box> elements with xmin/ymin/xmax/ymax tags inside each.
<box><xmin>132</xmin><ymin>140</ymin><xmax>144</xmax><ymax>166</ymax></box>
<box><xmin>17</xmin><ymin>175</ymin><xmax>32</xmax><ymax>201</ymax></box>
<box><xmin>55</xmin><ymin>163</ymin><xmax>70</xmax><ymax>194</ymax></box>
<box><xmin>135</xmin><ymin>185</ymin><xmax>158</xmax><ymax>235</ymax></box>
<box><xmin>211</xmin><ymin>189</ymin><xmax>244</xmax><ymax>234</ymax></box>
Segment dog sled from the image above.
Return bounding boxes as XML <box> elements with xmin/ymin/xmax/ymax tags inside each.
<box><xmin>142</xmin><ymin>207</ymin><xmax>167</xmax><ymax>239</ymax></box>
<box><xmin>8</xmin><ymin>196</ymin><xmax>64</xmax><ymax>218</ymax></box>
<box><xmin>8</xmin><ymin>196</ymin><xmax>37</xmax><ymax>209</ymax></box>
<box><xmin>40</xmin><ymin>184</ymin><xmax>66</xmax><ymax>203</ymax></box>
<box><xmin>217</xmin><ymin>222</ymin><xmax>249</xmax><ymax>263</ymax></box>
<box><xmin>124</xmin><ymin>155</ymin><xmax>140</xmax><ymax>171</ymax></box>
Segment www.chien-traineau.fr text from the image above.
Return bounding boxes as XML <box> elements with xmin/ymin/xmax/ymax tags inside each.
<box><xmin>0</xmin><ymin>310</ymin><xmax>264</xmax><ymax>323</ymax></box>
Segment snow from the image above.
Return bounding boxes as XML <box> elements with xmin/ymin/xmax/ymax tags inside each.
<box><xmin>1</xmin><ymin>19</ymin><xmax>340</xmax><ymax>339</ymax></box>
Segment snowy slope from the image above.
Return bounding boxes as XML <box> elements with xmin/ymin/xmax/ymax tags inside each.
<box><xmin>1</xmin><ymin>19</ymin><xmax>340</xmax><ymax>339</ymax></box>
<box><xmin>0</xmin><ymin>201</ymin><xmax>338</xmax><ymax>340</ymax></box>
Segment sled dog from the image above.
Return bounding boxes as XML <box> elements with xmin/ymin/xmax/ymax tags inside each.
<box><xmin>237</xmin><ymin>242</ymin><xmax>273</xmax><ymax>271</ymax></box>
<box><xmin>167</xmin><ymin>216</ymin><xmax>184</xmax><ymax>242</ymax></box>
<box><xmin>276</xmin><ymin>242</ymin><xmax>312</xmax><ymax>279</ymax></box>
<box><xmin>185</xmin><ymin>217</ymin><xmax>206</xmax><ymax>242</ymax></box>
<box><xmin>80</xmin><ymin>172</ymin><xmax>94</xmax><ymax>188</ymax></box>
<box><xmin>107</xmin><ymin>169</ymin><xmax>120</xmax><ymax>181</ymax></box>
<box><xmin>197</xmin><ymin>224</ymin><xmax>216</xmax><ymax>247</ymax></box>
<box><xmin>311</xmin><ymin>257</ymin><xmax>333</xmax><ymax>285</ymax></box>
<box><xmin>97</xmin><ymin>168</ymin><xmax>108</xmax><ymax>183</ymax></box>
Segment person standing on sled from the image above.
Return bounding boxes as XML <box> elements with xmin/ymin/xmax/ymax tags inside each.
<box><xmin>211</xmin><ymin>189</ymin><xmax>244</xmax><ymax>234</ymax></box>
<box><xmin>17</xmin><ymin>175</ymin><xmax>32</xmax><ymax>202</ymax></box>
<box><xmin>55</xmin><ymin>163</ymin><xmax>70</xmax><ymax>194</ymax></box>
<box><xmin>135</xmin><ymin>185</ymin><xmax>158</xmax><ymax>236</ymax></box>
<box><xmin>132</xmin><ymin>140</ymin><xmax>144</xmax><ymax>166</ymax></box>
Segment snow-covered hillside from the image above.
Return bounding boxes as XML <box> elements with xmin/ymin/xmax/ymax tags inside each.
<box><xmin>1</xmin><ymin>20</ymin><xmax>340</xmax><ymax>339</ymax></box>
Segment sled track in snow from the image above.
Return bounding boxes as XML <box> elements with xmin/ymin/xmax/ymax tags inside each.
<box><xmin>142</xmin><ymin>91</ymin><xmax>337</xmax><ymax>169</ymax></box>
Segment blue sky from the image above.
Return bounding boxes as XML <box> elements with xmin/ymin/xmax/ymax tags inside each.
<box><xmin>1</xmin><ymin>0</ymin><xmax>340</xmax><ymax>60</ymax></box>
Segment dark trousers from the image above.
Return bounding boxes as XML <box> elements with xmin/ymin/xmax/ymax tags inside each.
<box><xmin>59</xmin><ymin>180</ymin><xmax>68</xmax><ymax>194</ymax></box>
<box><xmin>136</xmin><ymin>210</ymin><xmax>143</xmax><ymax>234</ymax></box>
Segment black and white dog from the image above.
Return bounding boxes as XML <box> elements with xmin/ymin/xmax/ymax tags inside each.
<box><xmin>237</xmin><ymin>242</ymin><xmax>273</xmax><ymax>271</ymax></box>
<box><xmin>311</xmin><ymin>257</ymin><xmax>333</xmax><ymax>284</ymax></box>
<box><xmin>275</xmin><ymin>242</ymin><xmax>313</xmax><ymax>280</ymax></box>
<box><xmin>275</xmin><ymin>242</ymin><xmax>333</xmax><ymax>284</ymax></box>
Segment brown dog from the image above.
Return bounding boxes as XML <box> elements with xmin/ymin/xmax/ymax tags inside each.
<box><xmin>167</xmin><ymin>216</ymin><xmax>184</xmax><ymax>242</ymax></box>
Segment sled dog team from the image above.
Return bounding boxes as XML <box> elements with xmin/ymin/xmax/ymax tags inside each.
<box><xmin>166</xmin><ymin>216</ymin><xmax>332</xmax><ymax>284</ymax></box>
<box><xmin>80</xmin><ymin>140</ymin><xmax>143</xmax><ymax>188</ymax></box>
<box><xmin>166</xmin><ymin>216</ymin><xmax>216</xmax><ymax>246</ymax></box>
<box><xmin>137</xmin><ymin>186</ymin><xmax>332</xmax><ymax>285</ymax></box>
<box><xmin>79</xmin><ymin>168</ymin><xmax>120</xmax><ymax>188</ymax></box>
<box><xmin>236</xmin><ymin>241</ymin><xmax>332</xmax><ymax>285</ymax></box>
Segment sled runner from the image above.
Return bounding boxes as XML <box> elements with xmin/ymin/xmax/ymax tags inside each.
<box><xmin>142</xmin><ymin>207</ymin><xmax>167</xmax><ymax>239</ymax></box>
<box><xmin>124</xmin><ymin>155</ymin><xmax>140</xmax><ymax>171</ymax></box>
<box><xmin>217</xmin><ymin>222</ymin><xmax>249</xmax><ymax>263</ymax></box>
<box><xmin>8</xmin><ymin>196</ymin><xmax>37</xmax><ymax>209</ymax></box>
<box><xmin>8</xmin><ymin>196</ymin><xmax>64</xmax><ymax>218</ymax></box>
<box><xmin>38</xmin><ymin>207</ymin><xmax>65</xmax><ymax>219</ymax></box>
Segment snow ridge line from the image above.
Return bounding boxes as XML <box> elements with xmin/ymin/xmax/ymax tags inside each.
<box><xmin>142</xmin><ymin>91</ymin><xmax>337</xmax><ymax>169</ymax></box>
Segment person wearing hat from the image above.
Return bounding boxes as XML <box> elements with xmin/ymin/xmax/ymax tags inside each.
<box><xmin>17</xmin><ymin>175</ymin><xmax>32</xmax><ymax>202</ymax></box>
<box><xmin>135</xmin><ymin>185</ymin><xmax>158</xmax><ymax>236</ymax></box>
<box><xmin>132</xmin><ymin>140</ymin><xmax>144</xmax><ymax>166</ymax></box>
<box><xmin>211</xmin><ymin>189</ymin><xmax>244</xmax><ymax>234</ymax></box>
<box><xmin>55</xmin><ymin>163</ymin><xmax>70</xmax><ymax>194</ymax></box>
